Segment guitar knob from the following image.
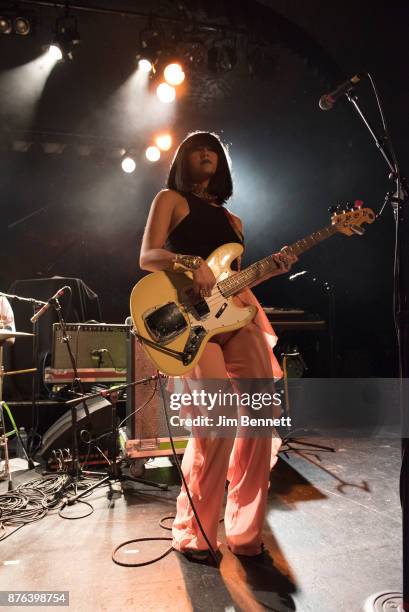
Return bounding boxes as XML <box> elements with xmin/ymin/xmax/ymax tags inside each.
<box><xmin>354</xmin><ymin>199</ymin><xmax>363</xmax><ymax>209</ymax></box>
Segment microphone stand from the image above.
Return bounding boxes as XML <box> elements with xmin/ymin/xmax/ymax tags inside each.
<box><xmin>48</xmin><ymin>295</ymin><xmax>95</xmax><ymax>485</ymax></box>
<box><xmin>344</xmin><ymin>91</ymin><xmax>408</xmax><ymax>611</ymax></box>
<box><xmin>43</xmin><ymin>299</ymin><xmax>169</xmax><ymax>501</ymax></box>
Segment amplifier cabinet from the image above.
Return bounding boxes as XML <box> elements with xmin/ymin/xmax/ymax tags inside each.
<box><xmin>52</xmin><ymin>323</ymin><xmax>129</xmax><ymax>372</ymax></box>
<box><xmin>126</xmin><ymin>333</ymin><xmax>190</xmax><ymax>458</ymax></box>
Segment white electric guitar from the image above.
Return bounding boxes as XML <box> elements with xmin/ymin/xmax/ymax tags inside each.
<box><xmin>130</xmin><ymin>205</ymin><xmax>375</xmax><ymax>376</ymax></box>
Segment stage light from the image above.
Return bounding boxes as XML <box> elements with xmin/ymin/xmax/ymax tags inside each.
<box><xmin>0</xmin><ymin>16</ymin><xmax>12</xmax><ymax>35</ymax></box>
<box><xmin>138</xmin><ymin>58</ymin><xmax>152</xmax><ymax>73</ymax></box>
<box><xmin>164</xmin><ymin>63</ymin><xmax>185</xmax><ymax>86</ymax></box>
<box><xmin>121</xmin><ymin>156</ymin><xmax>136</xmax><ymax>173</ymax></box>
<box><xmin>48</xmin><ymin>44</ymin><xmax>63</xmax><ymax>61</ymax></box>
<box><xmin>137</xmin><ymin>23</ymin><xmax>162</xmax><ymax>73</ymax></box>
<box><xmin>14</xmin><ymin>17</ymin><xmax>31</xmax><ymax>36</ymax></box>
<box><xmin>145</xmin><ymin>146</ymin><xmax>160</xmax><ymax>162</ymax></box>
<box><xmin>0</xmin><ymin>12</ymin><xmax>34</xmax><ymax>35</ymax></box>
<box><xmin>50</xmin><ymin>16</ymin><xmax>80</xmax><ymax>61</ymax></box>
<box><xmin>156</xmin><ymin>82</ymin><xmax>176</xmax><ymax>103</ymax></box>
<box><xmin>155</xmin><ymin>134</ymin><xmax>172</xmax><ymax>151</ymax></box>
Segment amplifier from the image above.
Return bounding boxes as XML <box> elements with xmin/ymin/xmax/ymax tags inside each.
<box><xmin>47</xmin><ymin>323</ymin><xmax>130</xmax><ymax>383</ymax></box>
<box><xmin>126</xmin><ymin>334</ymin><xmax>190</xmax><ymax>459</ymax></box>
<box><xmin>263</xmin><ymin>307</ymin><xmax>326</xmax><ymax>331</ymax></box>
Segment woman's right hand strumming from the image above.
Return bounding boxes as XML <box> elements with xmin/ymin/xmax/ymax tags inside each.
<box><xmin>192</xmin><ymin>260</ymin><xmax>217</xmax><ymax>298</ymax></box>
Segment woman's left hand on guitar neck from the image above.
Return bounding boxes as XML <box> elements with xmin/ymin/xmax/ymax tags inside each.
<box><xmin>272</xmin><ymin>247</ymin><xmax>298</xmax><ymax>275</ymax></box>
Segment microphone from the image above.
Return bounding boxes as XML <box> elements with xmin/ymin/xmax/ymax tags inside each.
<box><xmin>91</xmin><ymin>349</ymin><xmax>108</xmax><ymax>357</ymax></box>
<box><xmin>319</xmin><ymin>73</ymin><xmax>364</xmax><ymax>111</ymax></box>
<box><xmin>30</xmin><ymin>286</ymin><xmax>68</xmax><ymax>323</ymax></box>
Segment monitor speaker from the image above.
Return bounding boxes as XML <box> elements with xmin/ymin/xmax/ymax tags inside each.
<box><xmin>40</xmin><ymin>396</ymin><xmax>112</xmax><ymax>465</ymax></box>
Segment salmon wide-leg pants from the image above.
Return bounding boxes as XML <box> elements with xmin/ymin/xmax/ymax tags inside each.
<box><xmin>172</xmin><ymin>294</ymin><xmax>282</xmax><ymax>556</ymax></box>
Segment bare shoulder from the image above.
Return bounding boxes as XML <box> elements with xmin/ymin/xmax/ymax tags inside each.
<box><xmin>152</xmin><ymin>188</ymin><xmax>185</xmax><ymax>209</ymax></box>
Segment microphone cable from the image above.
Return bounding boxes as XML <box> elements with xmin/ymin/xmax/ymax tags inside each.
<box><xmin>112</xmin><ymin>370</ymin><xmax>219</xmax><ymax>567</ymax></box>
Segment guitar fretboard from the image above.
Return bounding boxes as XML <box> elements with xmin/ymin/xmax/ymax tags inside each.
<box><xmin>218</xmin><ymin>224</ymin><xmax>338</xmax><ymax>297</ymax></box>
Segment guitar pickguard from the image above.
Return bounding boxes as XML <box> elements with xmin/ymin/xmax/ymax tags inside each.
<box><xmin>143</xmin><ymin>294</ymin><xmax>211</xmax><ymax>346</ymax></box>
<box><xmin>143</xmin><ymin>300</ymin><xmax>208</xmax><ymax>364</ymax></box>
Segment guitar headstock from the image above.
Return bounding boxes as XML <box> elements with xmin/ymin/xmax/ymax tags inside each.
<box><xmin>329</xmin><ymin>202</ymin><xmax>375</xmax><ymax>236</ymax></box>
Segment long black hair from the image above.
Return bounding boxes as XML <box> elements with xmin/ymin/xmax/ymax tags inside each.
<box><xmin>166</xmin><ymin>131</ymin><xmax>233</xmax><ymax>205</ymax></box>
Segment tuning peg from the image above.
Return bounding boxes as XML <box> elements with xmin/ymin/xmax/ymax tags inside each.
<box><xmin>354</xmin><ymin>199</ymin><xmax>364</xmax><ymax>209</ymax></box>
<box><xmin>328</xmin><ymin>205</ymin><xmax>337</xmax><ymax>214</ymax></box>
<box><xmin>345</xmin><ymin>201</ymin><xmax>354</xmax><ymax>211</ymax></box>
<box><xmin>336</xmin><ymin>204</ymin><xmax>345</xmax><ymax>213</ymax></box>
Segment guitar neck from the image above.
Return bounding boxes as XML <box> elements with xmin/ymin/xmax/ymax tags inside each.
<box><xmin>219</xmin><ymin>223</ymin><xmax>338</xmax><ymax>297</ymax></box>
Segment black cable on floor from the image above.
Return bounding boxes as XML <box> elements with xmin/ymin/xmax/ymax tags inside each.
<box><xmin>155</xmin><ymin>371</ymin><xmax>219</xmax><ymax>564</ymax></box>
<box><xmin>59</xmin><ymin>499</ymin><xmax>94</xmax><ymax>519</ymax></box>
<box><xmin>112</xmin><ymin>537</ymin><xmax>173</xmax><ymax>567</ymax></box>
<box><xmin>0</xmin><ymin>474</ymin><xmax>72</xmax><ymax>540</ymax></box>
<box><xmin>111</xmin><ymin>370</ymin><xmax>220</xmax><ymax>567</ymax></box>
<box><xmin>159</xmin><ymin>514</ymin><xmax>175</xmax><ymax>531</ymax></box>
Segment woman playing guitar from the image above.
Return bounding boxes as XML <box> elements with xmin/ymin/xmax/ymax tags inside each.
<box><xmin>139</xmin><ymin>131</ymin><xmax>297</xmax><ymax>562</ymax></box>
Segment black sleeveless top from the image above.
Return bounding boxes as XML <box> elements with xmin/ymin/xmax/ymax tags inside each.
<box><xmin>165</xmin><ymin>192</ymin><xmax>244</xmax><ymax>271</ymax></box>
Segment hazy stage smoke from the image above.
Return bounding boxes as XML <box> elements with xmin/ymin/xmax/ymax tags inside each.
<box><xmin>0</xmin><ymin>51</ymin><xmax>59</xmax><ymax>130</ymax></box>
<box><xmin>93</xmin><ymin>67</ymin><xmax>176</xmax><ymax>142</ymax></box>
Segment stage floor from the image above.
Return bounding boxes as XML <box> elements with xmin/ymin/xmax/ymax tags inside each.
<box><xmin>0</xmin><ymin>436</ymin><xmax>402</xmax><ymax>612</ymax></box>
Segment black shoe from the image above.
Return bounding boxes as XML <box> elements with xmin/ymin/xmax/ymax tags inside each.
<box><xmin>177</xmin><ymin>548</ymin><xmax>222</xmax><ymax>567</ymax></box>
<box><xmin>179</xmin><ymin>548</ymin><xmax>211</xmax><ymax>564</ymax></box>
<box><xmin>228</xmin><ymin>542</ymin><xmax>267</xmax><ymax>559</ymax></box>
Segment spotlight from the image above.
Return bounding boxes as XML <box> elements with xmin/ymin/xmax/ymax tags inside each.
<box><xmin>48</xmin><ymin>44</ymin><xmax>63</xmax><ymax>61</ymax></box>
<box><xmin>0</xmin><ymin>16</ymin><xmax>12</xmax><ymax>35</ymax></box>
<box><xmin>145</xmin><ymin>146</ymin><xmax>160</xmax><ymax>162</ymax></box>
<box><xmin>138</xmin><ymin>58</ymin><xmax>152</xmax><ymax>73</ymax></box>
<box><xmin>156</xmin><ymin>82</ymin><xmax>176</xmax><ymax>103</ymax></box>
<box><xmin>14</xmin><ymin>16</ymin><xmax>31</xmax><ymax>36</ymax></box>
<box><xmin>163</xmin><ymin>63</ymin><xmax>185</xmax><ymax>86</ymax></box>
<box><xmin>50</xmin><ymin>16</ymin><xmax>80</xmax><ymax>61</ymax></box>
<box><xmin>0</xmin><ymin>11</ymin><xmax>34</xmax><ymax>35</ymax></box>
<box><xmin>155</xmin><ymin>134</ymin><xmax>172</xmax><ymax>151</ymax></box>
<box><xmin>121</xmin><ymin>156</ymin><xmax>136</xmax><ymax>173</ymax></box>
<box><xmin>137</xmin><ymin>24</ymin><xmax>162</xmax><ymax>72</ymax></box>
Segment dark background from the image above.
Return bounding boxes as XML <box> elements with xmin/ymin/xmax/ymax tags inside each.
<box><xmin>1</xmin><ymin>0</ymin><xmax>407</xmax><ymax>381</ymax></box>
